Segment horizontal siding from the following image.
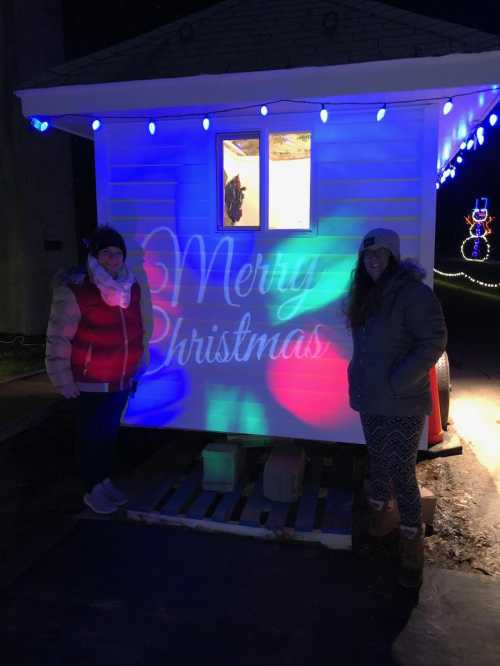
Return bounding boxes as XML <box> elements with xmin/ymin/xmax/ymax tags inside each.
<box><xmin>318</xmin><ymin>197</ymin><xmax>419</xmax><ymax>218</ymax></box>
<box><xmin>317</xmin><ymin>178</ymin><xmax>419</xmax><ymax>198</ymax></box>
<box><xmin>97</xmin><ymin>108</ymin><xmax>430</xmax><ymax>440</ymax></box>
<box><xmin>109</xmin><ymin>164</ymin><xmax>208</xmax><ymax>182</ymax></box>
<box><xmin>315</xmin><ymin>140</ymin><xmax>418</xmax><ymax>162</ymax></box>
<box><xmin>110</xmin><ymin>182</ymin><xmax>196</xmax><ymax>199</ymax></box>
<box><xmin>317</xmin><ymin>160</ymin><xmax>421</xmax><ymax>179</ymax></box>
<box><xmin>109</xmin><ymin>200</ymin><xmax>176</xmax><ymax>218</ymax></box>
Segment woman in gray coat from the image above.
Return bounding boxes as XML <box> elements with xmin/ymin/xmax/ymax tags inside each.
<box><xmin>345</xmin><ymin>228</ymin><xmax>447</xmax><ymax>588</ymax></box>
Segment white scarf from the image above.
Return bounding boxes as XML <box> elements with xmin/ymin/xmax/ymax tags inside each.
<box><xmin>88</xmin><ymin>255</ymin><xmax>135</xmax><ymax>309</ymax></box>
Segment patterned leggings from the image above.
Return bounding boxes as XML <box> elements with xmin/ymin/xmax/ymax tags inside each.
<box><xmin>360</xmin><ymin>413</ymin><xmax>425</xmax><ymax>528</ymax></box>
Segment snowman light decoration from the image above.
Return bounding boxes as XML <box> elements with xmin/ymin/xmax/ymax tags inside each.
<box><xmin>461</xmin><ymin>197</ymin><xmax>495</xmax><ymax>262</ymax></box>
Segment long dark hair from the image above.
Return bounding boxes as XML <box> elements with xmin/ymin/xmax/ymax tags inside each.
<box><xmin>344</xmin><ymin>253</ymin><xmax>399</xmax><ymax>328</ymax></box>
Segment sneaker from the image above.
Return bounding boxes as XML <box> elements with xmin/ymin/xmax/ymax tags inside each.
<box><xmin>398</xmin><ymin>525</ymin><xmax>424</xmax><ymax>589</ymax></box>
<box><xmin>101</xmin><ymin>478</ymin><xmax>128</xmax><ymax>506</ymax></box>
<box><xmin>367</xmin><ymin>498</ymin><xmax>399</xmax><ymax>537</ymax></box>
<box><xmin>84</xmin><ymin>483</ymin><xmax>118</xmax><ymax>515</ymax></box>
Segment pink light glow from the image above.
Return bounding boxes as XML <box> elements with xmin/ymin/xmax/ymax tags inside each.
<box><xmin>267</xmin><ymin>331</ymin><xmax>351</xmax><ymax>428</ymax></box>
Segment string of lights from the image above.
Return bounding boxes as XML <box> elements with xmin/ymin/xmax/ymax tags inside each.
<box><xmin>28</xmin><ymin>85</ymin><xmax>500</xmax><ymax>139</ymax></box>
<box><xmin>433</xmin><ymin>268</ymin><xmax>500</xmax><ymax>289</ymax></box>
<box><xmin>437</xmin><ymin>103</ymin><xmax>499</xmax><ymax>189</ymax></box>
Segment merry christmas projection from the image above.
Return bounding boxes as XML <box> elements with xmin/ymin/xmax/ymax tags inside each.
<box><xmin>461</xmin><ymin>198</ymin><xmax>495</xmax><ymax>263</ymax></box>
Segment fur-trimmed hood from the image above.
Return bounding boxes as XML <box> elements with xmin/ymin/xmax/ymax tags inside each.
<box><xmin>379</xmin><ymin>257</ymin><xmax>429</xmax><ymax>312</ymax></box>
<box><xmin>396</xmin><ymin>257</ymin><xmax>427</xmax><ymax>282</ymax></box>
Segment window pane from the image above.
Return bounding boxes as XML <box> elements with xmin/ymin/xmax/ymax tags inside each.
<box><xmin>269</xmin><ymin>132</ymin><xmax>311</xmax><ymax>230</ymax></box>
<box><xmin>222</xmin><ymin>137</ymin><xmax>260</xmax><ymax>228</ymax></box>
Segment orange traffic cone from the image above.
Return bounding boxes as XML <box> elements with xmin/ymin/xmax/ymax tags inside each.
<box><xmin>428</xmin><ymin>365</ymin><xmax>444</xmax><ymax>445</ymax></box>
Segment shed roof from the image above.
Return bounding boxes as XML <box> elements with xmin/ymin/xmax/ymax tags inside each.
<box><xmin>19</xmin><ymin>0</ymin><xmax>500</xmax><ymax>90</ymax></box>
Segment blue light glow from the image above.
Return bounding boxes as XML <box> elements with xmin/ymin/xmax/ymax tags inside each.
<box><xmin>320</xmin><ymin>105</ymin><xmax>328</xmax><ymax>123</ymax></box>
<box><xmin>148</xmin><ymin>121</ymin><xmax>156</xmax><ymax>135</ymax></box>
<box><xmin>460</xmin><ymin>141</ymin><xmax>467</xmax><ymax>150</ymax></box>
<box><xmin>91</xmin><ymin>119</ymin><xmax>101</xmax><ymax>131</ymax></box>
<box><xmin>202</xmin><ymin>116</ymin><xmax>210</xmax><ymax>130</ymax></box>
<box><xmin>476</xmin><ymin>126</ymin><xmax>485</xmax><ymax>145</ymax></box>
<box><xmin>442</xmin><ymin>98</ymin><xmax>453</xmax><ymax>116</ymax></box>
<box><xmin>457</xmin><ymin>155</ymin><xmax>463</xmax><ymax>164</ymax></box>
<box><xmin>376</xmin><ymin>105</ymin><xmax>386</xmax><ymax>122</ymax></box>
<box><xmin>30</xmin><ymin>117</ymin><xmax>49</xmax><ymax>132</ymax></box>
<box><xmin>489</xmin><ymin>113</ymin><xmax>498</xmax><ymax>127</ymax></box>
<box><xmin>260</xmin><ymin>105</ymin><xmax>269</xmax><ymax>117</ymax></box>
<box><xmin>458</xmin><ymin>124</ymin><xmax>468</xmax><ymax>139</ymax></box>
<box><xmin>466</xmin><ymin>138</ymin><xmax>474</xmax><ymax>150</ymax></box>
<box><xmin>442</xmin><ymin>141</ymin><xmax>451</xmax><ymax>161</ymax></box>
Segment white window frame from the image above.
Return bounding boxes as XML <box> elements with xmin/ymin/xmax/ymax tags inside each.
<box><xmin>216</xmin><ymin>128</ymin><xmax>316</xmax><ymax>235</ymax></box>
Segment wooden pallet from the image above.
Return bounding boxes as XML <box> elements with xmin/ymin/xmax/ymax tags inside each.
<box><xmin>125</xmin><ymin>447</ymin><xmax>353</xmax><ymax>550</ymax></box>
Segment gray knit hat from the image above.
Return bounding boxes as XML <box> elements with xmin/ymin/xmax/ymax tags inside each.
<box><xmin>359</xmin><ymin>228</ymin><xmax>400</xmax><ymax>261</ymax></box>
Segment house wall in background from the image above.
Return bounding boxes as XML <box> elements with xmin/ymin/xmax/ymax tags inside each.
<box><xmin>93</xmin><ymin>104</ymin><xmax>438</xmax><ymax>442</ymax></box>
<box><xmin>0</xmin><ymin>0</ymin><xmax>76</xmax><ymax>335</ymax></box>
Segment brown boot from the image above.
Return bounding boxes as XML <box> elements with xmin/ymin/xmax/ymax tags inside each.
<box><xmin>367</xmin><ymin>498</ymin><xmax>399</xmax><ymax>537</ymax></box>
<box><xmin>398</xmin><ymin>525</ymin><xmax>424</xmax><ymax>589</ymax></box>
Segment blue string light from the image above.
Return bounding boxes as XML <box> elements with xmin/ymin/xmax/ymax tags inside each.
<box><xmin>30</xmin><ymin>117</ymin><xmax>49</xmax><ymax>132</ymax></box>
<box><xmin>376</xmin><ymin>104</ymin><xmax>386</xmax><ymax>122</ymax></box>
<box><xmin>436</xmin><ymin>102</ymin><xmax>499</xmax><ymax>189</ymax></box>
<box><xmin>442</xmin><ymin>98</ymin><xmax>453</xmax><ymax>115</ymax></box>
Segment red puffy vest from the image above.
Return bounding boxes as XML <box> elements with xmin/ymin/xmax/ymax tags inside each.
<box><xmin>69</xmin><ymin>278</ymin><xmax>143</xmax><ymax>391</ymax></box>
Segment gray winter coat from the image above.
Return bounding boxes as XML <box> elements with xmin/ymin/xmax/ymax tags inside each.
<box><xmin>348</xmin><ymin>261</ymin><xmax>447</xmax><ymax>417</ymax></box>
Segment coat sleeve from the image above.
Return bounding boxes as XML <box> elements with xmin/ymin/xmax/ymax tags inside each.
<box><xmin>389</xmin><ymin>284</ymin><xmax>447</xmax><ymax>393</ymax></box>
<box><xmin>45</xmin><ymin>285</ymin><xmax>81</xmax><ymax>391</ymax></box>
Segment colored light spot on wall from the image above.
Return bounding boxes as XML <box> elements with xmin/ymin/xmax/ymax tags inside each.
<box><xmin>238</xmin><ymin>394</ymin><xmax>268</xmax><ymax>434</ymax></box>
<box><xmin>267</xmin><ymin>331</ymin><xmax>351</xmax><ymax>428</ymax></box>
<box><xmin>206</xmin><ymin>385</ymin><xmax>241</xmax><ymax>432</ymax></box>
<box><xmin>123</xmin><ymin>366</ymin><xmax>189</xmax><ymax>427</ymax></box>
<box><xmin>206</xmin><ymin>385</ymin><xmax>268</xmax><ymax>435</ymax></box>
<box><xmin>151</xmin><ymin>306</ymin><xmax>170</xmax><ymax>345</ymax></box>
<box><xmin>266</xmin><ymin>236</ymin><xmax>355</xmax><ymax>324</ymax></box>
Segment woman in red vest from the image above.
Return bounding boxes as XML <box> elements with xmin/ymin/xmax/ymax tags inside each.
<box><xmin>46</xmin><ymin>226</ymin><xmax>146</xmax><ymax>514</ymax></box>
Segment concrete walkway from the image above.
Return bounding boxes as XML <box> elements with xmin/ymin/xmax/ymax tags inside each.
<box><xmin>1</xmin><ymin>364</ymin><xmax>500</xmax><ymax>664</ymax></box>
<box><xmin>2</xmin><ymin>519</ymin><xmax>500</xmax><ymax>666</ymax></box>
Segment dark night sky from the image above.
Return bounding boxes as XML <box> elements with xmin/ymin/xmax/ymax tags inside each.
<box><xmin>62</xmin><ymin>0</ymin><xmax>500</xmax><ymax>265</ymax></box>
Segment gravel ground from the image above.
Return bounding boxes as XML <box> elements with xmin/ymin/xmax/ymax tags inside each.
<box><xmin>417</xmin><ymin>436</ymin><xmax>500</xmax><ymax>578</ymax></box>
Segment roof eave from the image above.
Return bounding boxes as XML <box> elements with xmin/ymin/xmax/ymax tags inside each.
<box><xmin>16</xmin><ymin>50</ymin><xmax>500</xmax><ymax>124</ymax></box>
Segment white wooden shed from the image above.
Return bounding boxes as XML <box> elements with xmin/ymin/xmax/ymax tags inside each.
<box><xmin>15</xmin><ymin>0</ymin><xmax>500</xmax><ymax>446</ymax></box>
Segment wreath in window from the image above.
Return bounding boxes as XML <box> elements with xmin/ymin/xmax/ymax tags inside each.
<box><xmin>224</xmin><ymin>171</ymin><xmax>246</xmax><ymax>225</ymax></box>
